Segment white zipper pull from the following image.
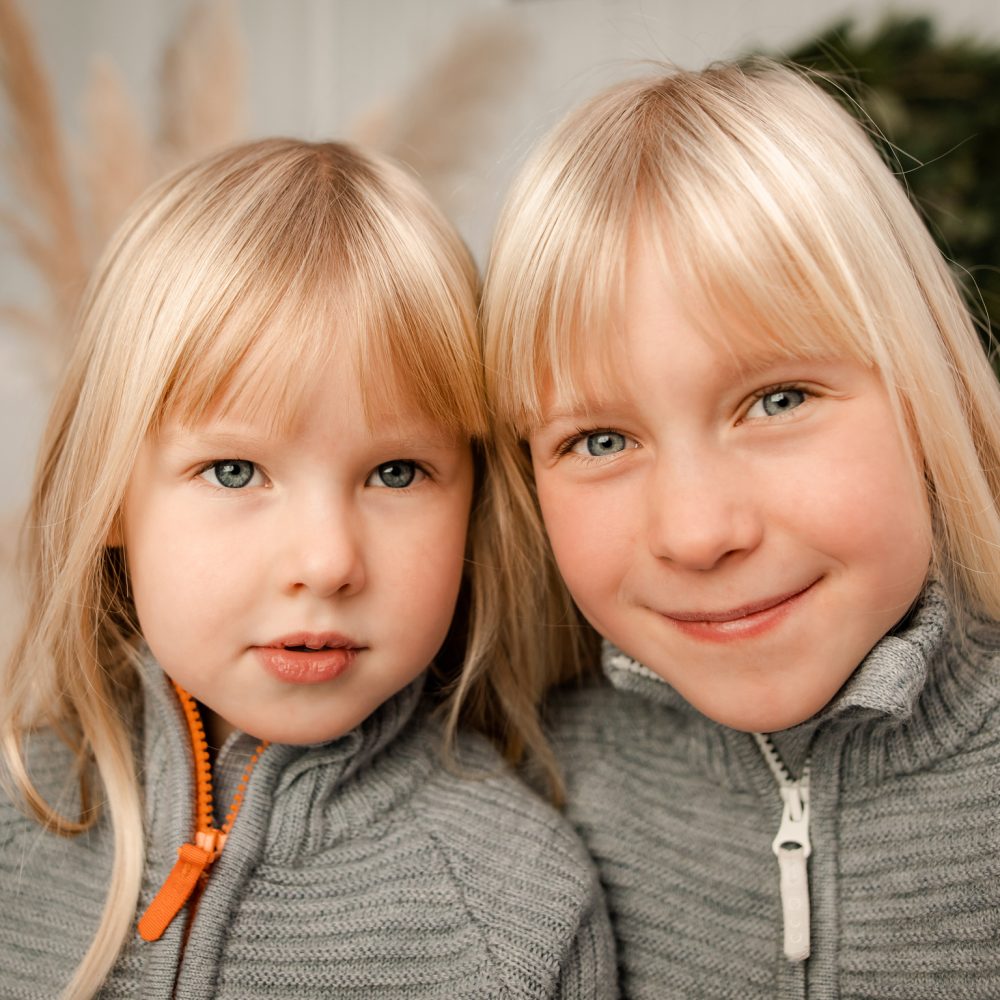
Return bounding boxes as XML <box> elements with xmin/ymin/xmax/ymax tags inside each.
<box><xmin>753</xmin><ymin>733</ymin><xmax>812</xmax><ymax>963</ymax></box>
<box><xmin>773</xmin><ymin>783</ymin><xmax>811</xmax><ymax>961</ymax></box>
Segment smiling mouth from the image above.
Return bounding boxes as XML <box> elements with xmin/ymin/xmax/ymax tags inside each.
<box><xmin>661</xmin><ymin>582</ymin><xmax>817</xmax><ymax>641</ymax></box>
<box><xmin>665</xmin><ymin>585</ymin><xmax>815</xmax><ymax>623</ymax></box>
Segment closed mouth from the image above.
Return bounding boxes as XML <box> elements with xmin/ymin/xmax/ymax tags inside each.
<box><xmin>664</xmin><ymin>582</ymin><xmax>817</xmax><ymax>624</ymax></box>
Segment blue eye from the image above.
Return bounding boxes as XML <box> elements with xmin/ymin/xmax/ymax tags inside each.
<box><xmin>748</xmin><ymin>388</ymin><xmax>807</xmax><ymax>418</ymax></box>
<box><xmin>579</xmin><ymin>431</ymin><xmax>628</xmax><ymax>457</ymax></box>
<box><xmin>202</xmin><ymin>460</ymin><xmax>258</xmax><ymax>489</ymax></box>
<box><xmin>369</xmin><ymin>460</ymin><xmax>419</xmax><ymax>489</ymax></box>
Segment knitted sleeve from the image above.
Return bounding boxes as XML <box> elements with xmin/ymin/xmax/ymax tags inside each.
<box><xmin>417</xmin><ymin>734</ymin><xmax>617</xmax><ymax>998</ymax></box>
<box><xmin>554</xmin><ymin>889</ymin><xmax>619</xmax><ymax>999</ymax></box>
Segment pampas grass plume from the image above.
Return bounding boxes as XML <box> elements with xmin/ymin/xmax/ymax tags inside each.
<box><xmin>352</xmin><ymin>11</ymin><xmax>535</xmax><ymax>216</ymax></box>
<box><xmin>160</xmin><ymin>0</ymin><xmax>247</xmax><ymax>170</ymax></box>
<box><xmin>81</xmin><ymin>57</ymin><xmax>155</xmax><ymax>256</ymax></box>
<box><xmin>0</xmin><ymin>0</ymin><xmax>86</xmax><ymax>350</ymax></box>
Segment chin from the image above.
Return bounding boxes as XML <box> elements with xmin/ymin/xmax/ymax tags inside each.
<box><xmin>688</xmin><ymin>692</ymin><xmax>825</xmax><ymax>734</ymax></box>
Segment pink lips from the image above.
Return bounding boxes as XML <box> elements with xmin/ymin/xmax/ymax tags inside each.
<box><xmin>661</xmin><ymin>583</ymin><xmax>816</xmax><ymax>642</ymax></box>
<box><xmin>254</xmin><ymin>632</ymin><xmax>363</xmax><ymax>685</ymax></box>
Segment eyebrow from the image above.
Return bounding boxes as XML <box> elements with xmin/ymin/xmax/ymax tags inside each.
<box><xmin>535</xmin><ymin>399</ymin><xmax>623</xmax><ymax>427</ymax></box>
<box><xmin>160</xmin><ymin>423</ymin><xmax>464</xmax><ymax>454</ymax></box>
<box><xmin>159</xmin><ymin>426</ymin><xmax>263</xmax><ymax>450</ymax></box>
<box><xmin>369</xmin><ymin>432</ymin><xmax>465</xmax><ymax>453</ymax></box>
<box><xmin>719</xmin><ymin>344</ymin><xmax>819</xmax><ymax>378</ymax></box>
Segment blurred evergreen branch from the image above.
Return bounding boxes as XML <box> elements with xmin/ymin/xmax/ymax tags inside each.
<box><xmin>773</xmin><ymin>16</ymin><xmax>1000</xmax><ymax>347</ymax></box>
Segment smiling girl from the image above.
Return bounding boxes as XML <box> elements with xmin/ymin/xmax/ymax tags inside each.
<box><xmin>482</xmin><ymin>61</ymin><xmax>1000</xmax><ymax>998</ymax></box>
<box><xmin>0</xmin><ymin>139</ymin><xmax>613</xmax><ymax>999</ymax></box>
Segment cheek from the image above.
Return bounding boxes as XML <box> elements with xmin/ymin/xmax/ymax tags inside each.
<box><xmin>799</xmin><ymin>415</ymin><xmax>933</xmax><ymax>596</ymax></box>
<box><xmin>421</xmin><ymin>526</ymin><xmax>467</xmax><ymax>609</ymax></box>
<box><xmin>396</xmin><ymin>501</ymin><xmax>471</xmax><ymax>636</ymax></box>
<box><xmin>535</xmin><ymin>474</ymin><xmax>631</xmax><ymax>600</ymax></box>
<box><xmin>534</xmin><ymin>477</ymin><xmax>578</xmax><ymax>572</ymax></box>
<box><xmin>124</xmin><ymin>505</ymin><xmax>239</xmax><ymax>647</ymax></box>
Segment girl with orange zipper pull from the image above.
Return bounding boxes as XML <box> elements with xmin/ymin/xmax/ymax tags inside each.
<box><xmin>0</xmin><ymin>139</ymin><xmax>615</xmax><ymax>1000</ymax></box>
<box><xmin>480</xmin><ymin>61</ymin><xmax>1000</xmax><ymax>999</ymax></box>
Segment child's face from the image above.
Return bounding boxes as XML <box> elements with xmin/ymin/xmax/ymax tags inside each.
<box><xmin>121</xmin><ymin>353</ymin><xmax>474</xmax><ymax>746</ymax></box>
<box><xmin>528</xmin><ymin>234</ymin><xmax>933</xmax><ymax>732</ymax></box>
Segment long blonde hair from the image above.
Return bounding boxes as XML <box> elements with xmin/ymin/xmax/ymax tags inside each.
<box><xmin>482</xmin><ymin>59</ymin><xmax>1000</xmax><ymax>690</ymax></box>
<box><xmin>0</xmin><ymin>137</ymin><xmax>544</xmax><ymax>997</ymax></box>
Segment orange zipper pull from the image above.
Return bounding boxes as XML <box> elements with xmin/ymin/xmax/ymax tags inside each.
<box><xmin>137</xmin><ymin>834</ymin><xmax>221</xmax><ymax>942</ymax></box>
<box><xmin>138</xmin><ymin>683</ymin><xmax>267</xmax><ymax>943</ymax></box>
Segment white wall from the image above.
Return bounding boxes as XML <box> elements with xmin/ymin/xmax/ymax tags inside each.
<box><xmin>0</xmin><ymin>0</ymin><xmax>997</xmax><ymax>564</ymax></box>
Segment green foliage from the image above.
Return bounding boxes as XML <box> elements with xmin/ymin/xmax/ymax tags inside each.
<box><xmin>774</xmin><ymin>16</ymin><xmax>1000</xmax><ymax>341</ymax></box>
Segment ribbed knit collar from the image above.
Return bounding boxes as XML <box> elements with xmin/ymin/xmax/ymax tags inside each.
<box><xmin>601</xmin><ymin>583</ymin><xmax>1000</xmax><ymax>782</ymax></box>
<box><xmin>138</xmin><ymin>652</ymin><xmax>425</xmax><ymax>776</ymax></box>
<box><xmin>136</xmin><ymin>653</ymin><xmax>426</xmax><ymax>853</ymax></box>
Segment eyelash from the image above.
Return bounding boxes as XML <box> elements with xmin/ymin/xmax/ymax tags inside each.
<box><xmin>196</xmin><ymin>459</ymin><xmax>267</xmax><ymax>491</ymax></box>
<box><xmin>553</xmin><ymin>428</ymin><xmax>632</xmax><ymax>461</ymax></box>
<box><xmin>367</xmin><ymin>460</ymin><xmax>431</xmax><ymax>490</ymax></box>
<box><xmin>742</xmin><ymin>383</ymin><xmax>813</xmax><ymax>421</ymax></box>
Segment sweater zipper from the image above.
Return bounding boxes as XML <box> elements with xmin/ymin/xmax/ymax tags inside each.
<box><xmin>752</xmin><ymin>732</ymin><xmax>812</xmax><ymax>963</ymax></box>
<box><xmin>137</xmin><ymin>683</ymin><xmax>269</xmax><ymax>942</ymax></box>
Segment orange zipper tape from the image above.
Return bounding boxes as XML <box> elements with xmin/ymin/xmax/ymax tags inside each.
<box><xmin>137</xmin><ymin>683</ymin><xmax>268</xmax><ymax>942</ymax></box>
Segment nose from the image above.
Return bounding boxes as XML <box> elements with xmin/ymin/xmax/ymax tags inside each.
<box><xmin>282</xmin><ymin>491</ymin><xmax>366</xmax><ymax>598</ymax></box>
<box><xmin>645</xmin><ymin>450</ymin><xmax>763</xmax><ymax>571</ymax></box>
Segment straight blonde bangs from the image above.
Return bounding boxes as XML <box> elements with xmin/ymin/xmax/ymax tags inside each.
<box><xmin>485</xmin><ymin>61</ymin><xmax>926</xmax><ymax>430</ymax></box>
<box><xmin>485</xmin><ymin>60</ymin><xmax>1000</xmax><ymax>617</ymax></box>
<box><xmin>483</xmin><ymin>91</ymin><xmax>637</xmax><ymax>433</ymax></box>
<box><xmin>112</xmin><ymin>140</ymin><xmax>486</xmax><ymax>444</ymax></box>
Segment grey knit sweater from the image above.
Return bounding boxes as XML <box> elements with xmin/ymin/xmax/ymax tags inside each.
<box><xmin>0</xmin><ymin>662</ymin><xmax>616</xmax><ymax>999</ymax></box>
<box><xmin>549</xmin><ymin>584</ymin><xmax>1000</xmax><ymax>999</ymax></box>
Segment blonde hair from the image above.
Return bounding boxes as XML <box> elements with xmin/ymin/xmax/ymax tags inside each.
<box><xmin>482</xmin><ymin>59</ymin><xmax>1000</xmax><ymax>689</ymax></box>
<box><xmin>0</xmin><ymin>138</ymin><xmax>544</xmax><ymax>997</ymax></box>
